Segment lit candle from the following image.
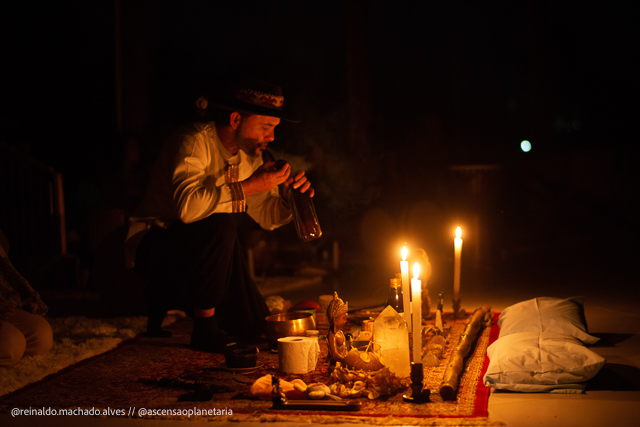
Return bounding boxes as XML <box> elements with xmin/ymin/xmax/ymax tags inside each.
<box><xmin>454</xmin><ymin>227</ymin><xmax>463</xmax><ymax>297</ymax></box>
<box><xmin>411</xmin><ymin>262</ymin><xmax>422</xmax><ymax>363</ymax></box>
<box><xmin>400</xmin><ymin>246</ymin><xmax>411</xmax><ymax>331</ymax></box>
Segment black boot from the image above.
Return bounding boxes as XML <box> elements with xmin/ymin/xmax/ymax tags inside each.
<box><xmin>190</xmin><ymin>316</ymin><xmax>228</xmax><ymax>353</ymax></box>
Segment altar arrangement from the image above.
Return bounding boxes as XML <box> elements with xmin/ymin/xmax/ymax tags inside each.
<box><xmin>0</xmin><ymin>228</ymin><xmax>605</xmax><ymax>426</ymax></box>
<box><xmin>248</xmin><ymin>236</ymin><xmax>494</xmax><ymax>409</ymax></box>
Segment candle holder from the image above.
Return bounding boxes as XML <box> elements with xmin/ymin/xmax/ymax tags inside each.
<box><xmin>403</xmin><ymin>363</ymin><xmax>431</xmax><ymax>403</ymax></box>
<box><xmin>452</xmin><ymin>294</ymin><xmax>461</xmax><ymax>319</ymax></box>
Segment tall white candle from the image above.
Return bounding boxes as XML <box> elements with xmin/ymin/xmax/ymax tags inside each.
<box><xmin>454</xmin><ymin>227</ymin><xmax>462</xmax><ymax>297</ymax></box>
<box><xmin>400</xmin><ymin>246</ymin><xmax>411</xmax><ymax>331</ymax></box>
<box><xmin>411</xmin><ymin>262</ymin><xmax>422</xmax><ymax>363</ymax></box>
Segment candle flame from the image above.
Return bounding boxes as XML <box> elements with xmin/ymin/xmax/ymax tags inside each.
<box><xmin>456</xmin><ymin>226</ymin><xmax>462</xmax><ymax>239</ymax></box>
<box><xmin>413</xmin><ymin>262</ymin><xmax>420</xmax><ymax>279</ymax></box>
<box><xmin>401</xmin><ymin>246</ymin><xmax>408</xmax><ymax>261</ymax></box>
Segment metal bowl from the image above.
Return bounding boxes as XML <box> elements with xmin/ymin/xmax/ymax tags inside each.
<box><xmin>265</xmin><ymin>312</ymin><xmax>317</xmax><ymax>345</ymax></box>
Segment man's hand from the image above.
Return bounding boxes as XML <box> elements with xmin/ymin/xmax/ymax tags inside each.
<box><xmin>283</xmin><ymin>170</ymin><xmax>315</xmax><ymax>200</ymax></box>
<box><xmin>241</xmin><ymin>161</ymin><xmax>290</xmax><ymax>196</ymax></box>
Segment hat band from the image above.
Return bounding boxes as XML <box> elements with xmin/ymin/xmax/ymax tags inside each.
<box><xmin>234</xmin><ymin>88</ymin><xmax>284</xmax><ymax>110</ymax></box>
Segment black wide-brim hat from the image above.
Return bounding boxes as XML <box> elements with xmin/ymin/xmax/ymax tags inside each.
<box><xmin>207</xmin><ymin>78</ymin><xmax>299</xmax><ymax>123</ymax></box>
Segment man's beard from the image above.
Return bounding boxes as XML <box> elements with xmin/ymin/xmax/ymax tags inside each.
<box><xmin>235</xmin><ymin>135</ymin><xmax>265</xmax><ymax>158</ymax></box>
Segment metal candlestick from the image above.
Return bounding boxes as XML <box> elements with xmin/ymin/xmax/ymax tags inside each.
<box><xmin>402</xmin><ymin>363</ymin><xmax>431</xmax><ymax>403</ymax></box>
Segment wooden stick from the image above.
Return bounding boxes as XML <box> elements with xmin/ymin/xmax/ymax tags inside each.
<box><xmin>439</xmin><ymin>306</ymin><xmax>491</xmax><ymax>401</ymax></box>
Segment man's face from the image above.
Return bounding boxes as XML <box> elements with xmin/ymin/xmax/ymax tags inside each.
<box><xmin>235</xmin><ymin>114</ymin><xmax>280</xmax><ymax>158</ymax></box>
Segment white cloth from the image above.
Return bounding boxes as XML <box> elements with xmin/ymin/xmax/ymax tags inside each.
<box><xmin>483</xmin><ymin>331</ymin><xmax>606</xmax><ymax>393</ymax></box>
<box><xmin>125</xmin><ymin>121</ymin><xmax>292</xmax><ymax>267</ymax></box>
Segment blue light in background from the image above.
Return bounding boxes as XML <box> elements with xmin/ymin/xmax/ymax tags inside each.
<box><xmin>520</xmin><ymin>140</ymin><xmax>531</xmax><ymax>152</ymax></box>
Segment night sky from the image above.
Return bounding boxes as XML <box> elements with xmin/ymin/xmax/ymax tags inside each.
<box><xmin>2</xmin><ymin>1</ymin><xmax>639</xmax><ymax>287</ymax></box>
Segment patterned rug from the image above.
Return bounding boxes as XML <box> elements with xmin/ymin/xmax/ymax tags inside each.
<box><xmin>0</xmin><ymin>313</ymin><xmax>502</xmax><ymax>426</ymax></box>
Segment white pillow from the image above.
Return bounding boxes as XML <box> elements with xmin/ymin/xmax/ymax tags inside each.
<box><xmin>498</xmin><ymin>297</ymin><xmax>599</xmax><ymax>345</ymax></box>
<box><xmin>483</xmin><ymin>332</ymin><xmax>606</xmax><ymax>393</ymax></box>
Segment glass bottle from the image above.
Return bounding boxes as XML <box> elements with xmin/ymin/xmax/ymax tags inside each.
<box><xmin>437</xmin><ymin>291</ymin><xmax>444</xmax><ymax>313</ymax></box>
<box><xmin>263</xmin><ymin>150</ymin><xmax>322</xmax><ymax>243</ymax></box>
<box><xmin>385</xmin><ymin>278</ymin><xmax>404</xmax><ymax>314</ymax></box>
<box><xmin>288</xmin><ymin>185</ymin><xmax>322</xmax><ymax>242</ymax></box>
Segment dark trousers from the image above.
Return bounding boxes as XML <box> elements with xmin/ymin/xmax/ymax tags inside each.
<box><xmin>134</xmin><ymin>213</ymin><xmax>270</xmax><ymax>337</ymax></box>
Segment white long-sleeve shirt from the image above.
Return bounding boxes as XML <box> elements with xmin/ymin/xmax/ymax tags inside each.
<box><xmin>124</xmin><ymin>121</ymin><xmax>292</xmax><ymax>267</ymax></box>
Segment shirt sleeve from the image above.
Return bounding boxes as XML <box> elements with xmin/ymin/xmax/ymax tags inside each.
<box><xmin>168</xmin><ymin>129</ymin><xmax>292</xmax><ymax>228</ymax></box>
<box><xmin>172</xmin><ymin>134</ymin><xmax>233</xmax><ymax>223</ymax></box>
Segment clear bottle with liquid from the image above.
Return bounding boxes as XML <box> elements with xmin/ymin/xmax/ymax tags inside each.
<box><xmin>264</xmin><ymin>151</ymin><xmax>322</xmax><ymax>243</ymax></box>
<box><xmin>288</xmin><ymin>185</ymin><xmax>322</xmax><ymax>242</ymax></box>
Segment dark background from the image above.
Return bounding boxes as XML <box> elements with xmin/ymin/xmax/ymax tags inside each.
<box><xmin>1</xmin><ymin>1</ymin><xmax>638</xmax><ymax>307</ymax></box>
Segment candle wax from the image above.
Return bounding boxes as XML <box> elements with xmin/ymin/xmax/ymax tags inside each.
<box><xmin>411</xmin><ymin>273</ymin><xmax>422</xmax><ymax>363</ymax></box>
